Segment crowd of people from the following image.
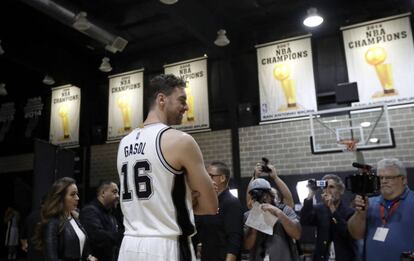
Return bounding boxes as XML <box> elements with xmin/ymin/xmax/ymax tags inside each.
<box><xmin>3</xmin><ymin>74</ymin><xmax>413</xmax><ymax>261</ymax></box>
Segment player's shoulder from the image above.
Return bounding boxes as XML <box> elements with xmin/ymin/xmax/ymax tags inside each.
<box><xmin>119</xmin><ymin>128</ymin><xmax>140</xmax><ymax>144</ymax></box>
<box><xmin>163</xmin><ymin>128</ymin><xmax>195</xmax><ymax>145</ymax></box>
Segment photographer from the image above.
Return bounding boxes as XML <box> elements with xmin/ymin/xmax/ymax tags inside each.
<box><xmin>244</xmin><ymin>178</ymin><xmax>301</xmax><ymax>261</ymax></box>
<box><xmin>246</xmin><ymin>159</ymin><xmax>294</xmax><ymax>209</ymax></box>
<box><xmin>348</xmin><ymin>158</ymin><xmax>414</xmax><ymax>261</ymax></box>
<box><xmin>300</xmin><ymin>174</ymin><xmax>357</xmax><ymax>261</ymax></box>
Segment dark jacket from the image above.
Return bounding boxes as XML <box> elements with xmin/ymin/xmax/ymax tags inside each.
<box><xmin>80</xmin><ymin>199</ymin><xmax>123</xmax><ymax>261</ymax></box>
<box><xmin>43</xmin><ymin>216</ymin><xmax>90</xmax><ymax>261</ymax></box>
<box><xmin>195</xmin><ymin>188</ymin><xmax>243</xmax><ymax>261</ymax></box>
<box><xmin>23</xmin><ymin>209</ymin><xmax>44</xmax><ymax>261</ymax></box>
<box><xmin>300</xmin><ymin>198</ymin><xmax>357</xmax><ymax>261</ymax></box>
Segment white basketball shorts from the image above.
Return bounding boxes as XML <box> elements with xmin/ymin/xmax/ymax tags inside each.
<box><xmin>117</xmin><ymin>235</ymin><xmax>196</xmax><ymax>261</ymax></box>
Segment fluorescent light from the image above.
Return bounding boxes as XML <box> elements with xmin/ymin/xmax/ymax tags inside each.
<box><xmin>230</xmin><ymin>189</ymin><xmax>238</xmax><ymax>198</ymax></box>
<box><xmin>296</xmin><ymin>180</ymin><xmax>309</xmax><ymax>205</ymax></box>
<box><xmin>303</xmin><ymin>8</ymin><xmax>324</xmax><ymax>27</ymax></box>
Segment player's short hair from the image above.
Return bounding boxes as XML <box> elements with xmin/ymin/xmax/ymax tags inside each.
<box><xmin>147</xmin><ymin>74</ymin><xmax>186</xmax><ymax>108</ymax></box>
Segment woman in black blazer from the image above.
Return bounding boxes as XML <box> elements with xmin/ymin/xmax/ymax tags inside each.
<box><xmin>34</xmin><ymin>177</ymin><xmax>97</xmax><ymax>261</ymax></box>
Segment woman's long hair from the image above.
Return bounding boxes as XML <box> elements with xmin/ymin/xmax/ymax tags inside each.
<box><xmin>33</xmin><ymin>177</ymin><xmax>76</xmax><ymax>250</ymax></box>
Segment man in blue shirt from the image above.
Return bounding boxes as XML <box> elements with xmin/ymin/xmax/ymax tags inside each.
<box><xmin>348</xmin><ymin>158</ymin><xmax>414</xmax><ymax>261</ymax></box>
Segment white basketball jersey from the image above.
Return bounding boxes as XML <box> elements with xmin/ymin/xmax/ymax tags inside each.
<box><xmin>117</xmin><ymin>123</ymin><xmax>195</xmax><ymax>237</ymax></box>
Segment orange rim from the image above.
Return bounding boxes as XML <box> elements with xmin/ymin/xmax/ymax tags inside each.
<box><xmin>337</xmin><ymin>139</ymin><xmax>358</xmax><ymax>151</ymax></box>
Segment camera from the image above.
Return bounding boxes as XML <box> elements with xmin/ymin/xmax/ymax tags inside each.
<box><xmin>261</xmin><ymin>157</ymin><xmax>272</xmax><ymax>173</ymax></box>
<box><xmin>345</xmin><ymin>162</ymin><xmax>380</xmax><ymax>196</ymax></box>
<box><xmin>308</xmin><ymin>179</ymin><xmax>328</xmax><ymax>191</ymax></box>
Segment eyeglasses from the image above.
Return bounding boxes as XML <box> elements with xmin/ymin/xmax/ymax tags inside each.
<box><xmin>378</xmin><ymin>175</ymin><xmax>403</xmax><ymax>181</ymax></box>
<box><xmin>208</xmin><ymin>174</ymin><xmax>223</xmax><ymax>179</ymax></box>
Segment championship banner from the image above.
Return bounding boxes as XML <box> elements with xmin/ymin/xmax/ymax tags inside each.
<box><xmin>50</xmin><ymin>85</ymin><xmax>81</xmax><ymax>147</ymax></box>
<box><xmin>24</xmin><ymin>97</ymin><xmax>44</xmax><ymax>138</ymax></box>
<box><xmin>256</xmin><ymin>35</ymin><xmax>317</xmax><ymax>122</ymax></box>
<box><xmin>341</xmin><ymin>13</ymin><xmax>414</xmax><ymax>106</ymax></box>
<box><xmin>107</xmin><ymin>69</ymin><xmax>144</xmax><ymax>141</ymax></box>
<box><xmin>164</xmin><ymin>57</ymin><xmax>210</xmax><ymax>132</ymax></box>
<box><xmin>0</xmin><ymin>102</ymin><xmax>15</xmax><ymax>142</ymax></box>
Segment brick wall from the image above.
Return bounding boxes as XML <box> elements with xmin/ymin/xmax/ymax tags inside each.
<box><xmin>0</xmin><ymin>153</ymin><xmax>33</xmax><ymax>173</ymax></box>
<box><xmin>239</xmin><ymin>106</ymin><xmax>414</xmax><ymax>177</ymax></box>
<box><xmin>2</xmin><ymin>106</ymin><xmax>412</xmax><ymax>184</ymax></box>
<box><xmin>192</xmin><ymin>129</ymin><xmax>233</xmax><ymax>174</ymax></box>
<box><xmin>90</xmin><ymin>142</ymin><xmax>119</xmax><ymax>186</ymax></box>
<box><xmin>89</xmin><ymin>129</ymin><xmax>233</xmax><ymax>186</ymax></box>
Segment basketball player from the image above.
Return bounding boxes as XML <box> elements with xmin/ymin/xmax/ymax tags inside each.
<box><xmin>117</xmin><ymin>74</ymin><xmax>218</xmax><ymax>261</ymax></box>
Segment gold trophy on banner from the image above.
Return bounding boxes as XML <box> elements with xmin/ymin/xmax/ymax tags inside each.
<box><xmin>58</xmin><ymin>105</ymin><xmax>70</xmax><ymax>139</ymax></box>
<box><xmin>273</xmin><ymin>63</ymin><xmax>298</xmax><ymax>111</ymax></box>
<box><xmin>184</xmin><ymin>81</ymin><xmax>195</xmax><ymax>122</ymax></box>
<box><xmin>365</xmin><ymin>47</ymin><xmax>397</xmax><ymax>98</ymax></box>
<box><xmin>117</xmin><ymin>95</ymin><xmax>131</xmax><ymax>132</ymax></box>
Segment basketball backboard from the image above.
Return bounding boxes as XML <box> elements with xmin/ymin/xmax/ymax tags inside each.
<box><xmin>310</xmin><ymin>104</ymin><xmax>395</xmax><ymax>154</ymax></box>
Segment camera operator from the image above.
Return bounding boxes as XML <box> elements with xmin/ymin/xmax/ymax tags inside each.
<box><xmin>244</xmin><ymin>178</ymin><xmax>301</xmax><ymax>261</ymax></box>
<box><xmin>348</xmin><ymin>158</ymin><xmax>414</xmax><ymax>261</ymax></box>
<box><xmin>246</xmin><ymin>159</ymin><xmax>294</xmax><ymax>209</ymax></box>
<box><xmin>300</xmin><ymin>174</ymin><xmax>357</xmax><ymax>261</ymax></box>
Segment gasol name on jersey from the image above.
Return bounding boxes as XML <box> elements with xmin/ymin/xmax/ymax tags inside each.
<box><xmin>124</xmin><ymin>142</ymin><xmax>146</xmax><ymax>157</ymax></box>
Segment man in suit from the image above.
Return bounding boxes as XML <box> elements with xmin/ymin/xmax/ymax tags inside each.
<box><xmin>80</xmin><ymin>181</ymin><xmax>123</xmax><ymax>261</ymax></box>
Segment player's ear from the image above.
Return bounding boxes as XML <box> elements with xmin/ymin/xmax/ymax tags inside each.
<box><xmin>157</xmin><ymin>93</ymin><xmax>166</xmax><ymax>105</ymax></box>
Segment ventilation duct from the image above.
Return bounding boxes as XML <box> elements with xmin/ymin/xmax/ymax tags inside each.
<box><xmin>20</xmin><ymin>0</ymin><xmax>128</xmax><ymax>53</ymax></box>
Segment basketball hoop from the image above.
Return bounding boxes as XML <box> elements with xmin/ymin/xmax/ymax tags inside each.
<box><xmin>337</xmin><ymin>139</ymin><xmax>359</xmax><ymax>152</ymax></box>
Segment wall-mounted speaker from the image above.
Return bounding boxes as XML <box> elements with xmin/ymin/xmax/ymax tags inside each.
<box><xmin>335</xmin><ymin>82</ymin><xmax>359</xmax><ymax>104</ymax></box>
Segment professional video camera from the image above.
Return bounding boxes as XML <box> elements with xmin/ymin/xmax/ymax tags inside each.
<box><xmin>307</xmin><ymin>179</ymin><xmax>328</xmax><ymax>191</ymax></box>
<box><xmin>260</xmin><ymin>157</ymin><xmax>272</xmax><ymax>173</ymax></box>
<box><xmin>345</xmin><ymin>162</ymin><xmax>380</xmax><ymax>197</ymax></box>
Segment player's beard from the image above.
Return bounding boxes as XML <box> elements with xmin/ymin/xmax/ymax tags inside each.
<box><xmin>166</xmin><ymin>110</ymin><xmax>183</xmax><ymax>126</ymax></box>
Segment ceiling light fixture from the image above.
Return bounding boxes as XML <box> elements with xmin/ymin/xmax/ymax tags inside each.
<box><xmin>303</xmin><ymin>7</ymin><xmax>324</xmax><ymax>27</ymax></box>
<box><xmin>0</xmin><ymin>40</ymin><xmax>4</xmax><ymax>55</ymax></box>
<box><xmin>99</xmin><ymin>57</ymin><xmax>112</xmax><ymax>72</ymax></box>
<box><xmin>159</xmin><ymin>0</ymin><xmax>178</xmax><ymax>5</ymax></box>
<box><xmin>214</xmin><ymin>29</ymin><xmax>230</xmax><ymax>47</ymax></box>
<box><xmin>43</xmin><ymin>75</ymin><xmax>55</xmax><ymax>85</ymax></box>
<box><xmin>73</xmin><ymin>11</ymin><xmax>91</xmax><ymax>31</ymax></box>
<box><xmin>22</xmin><ymin>0</ymin><xmax>128</xmax><ymax>53</ymax></box>
<box><xmin>0</xmin><ymin>83</ymin><xmax>7</xmax><ymax>96</ymax></box>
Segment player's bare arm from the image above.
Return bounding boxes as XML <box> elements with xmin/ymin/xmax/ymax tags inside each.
<box><xmin>161</xmin><ymin>129</ymin><xmax>218</xmax><ymax>215</ymax></box>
